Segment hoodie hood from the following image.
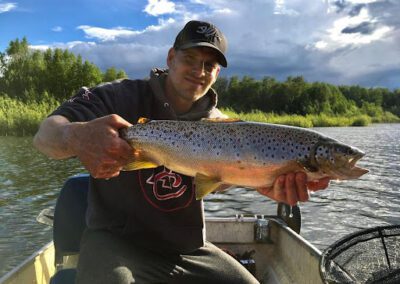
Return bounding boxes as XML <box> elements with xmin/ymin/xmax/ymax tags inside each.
<box><xmin>149</xmin><ymin>68</ymin><xmax>227</xmax><ymax>121</ymax></box>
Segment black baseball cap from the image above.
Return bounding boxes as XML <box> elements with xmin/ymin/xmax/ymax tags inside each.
<box><xmin>173</xmin><ymin>20</ymin><xmax>228</xmax><ymax>67</ymax></box>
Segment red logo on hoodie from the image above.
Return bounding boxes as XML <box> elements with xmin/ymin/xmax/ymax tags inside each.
<box><xmin>138</xmin><ymin>167</ymin><xmax>195</xmax><ymax>212</ymax></box>
<box><xmin>147</xmin><ymin>168</ymin><xmax>187</xmax><ymax>200</ymax></box>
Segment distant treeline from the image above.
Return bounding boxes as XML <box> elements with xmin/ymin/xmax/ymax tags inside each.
<box><xmin>0</xmin><ymin>37</ymin><xmax>400</xmax><ymax>135</ymax></box>
<box><xmin>214</xmin><ymin>76</ymin><xmax>400</xmax><ymax>119</ymax></box>
<box><xmin>0</xmin><ymin>37</ymin><xmax>127</xmax><ymax>103</ymax></box>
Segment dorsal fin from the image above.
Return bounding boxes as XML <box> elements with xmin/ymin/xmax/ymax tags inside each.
<box><xmin>201</xmin><ymin>118</ymin><xmax>242</xmax><ymax>123</ymax></box>
<box><xmin>137</xmin><ymin>117</ymin><xmax>151</xmax><ymax>124</ymax></box>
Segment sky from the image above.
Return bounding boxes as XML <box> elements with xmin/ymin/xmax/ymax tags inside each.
<box><xmin>1</xmin><ymin>0</ymin><xmax>399</xmax><ymax>89</ymax></box>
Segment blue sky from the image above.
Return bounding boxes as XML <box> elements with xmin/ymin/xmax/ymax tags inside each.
<box><xmin>1</xmin><ymin>0</ymin><xmax>399</xmax><ymax>89</ymax></box>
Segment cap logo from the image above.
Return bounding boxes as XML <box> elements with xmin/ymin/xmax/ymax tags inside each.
<box><xmin>196</xmin><ymin>25</ymin><xmax>221</xmax><ymax>42</ymax></box>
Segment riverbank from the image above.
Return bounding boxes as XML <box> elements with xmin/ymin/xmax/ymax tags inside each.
<box><xmin>0</xmin><ymin>96</ymin><xmax>59</xmax><ymax>136</ymax></box>
<box><xmin>1</xmin><ymin>96</ymin><xmax>399</xmax><ymax>136</ymax></box>
<box><xmin>221</xmin><ymin>108</ymin><xmax>400</xmax><ymax>128</ymax></box>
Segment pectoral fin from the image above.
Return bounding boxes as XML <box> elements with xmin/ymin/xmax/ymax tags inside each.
<box><xmin>122</xmin><ymin>149</ymin><xmax>160</xmax><ymax>171</ymax></box>
<box><xmin>194</xmin><ymin>173</ymin><xmax>223</xmax><ymax>200</ymax></box>
<box><xmin>123</xmin><ymin>160</ymin><xmax>159</xmax><ymax>171</ymax></box>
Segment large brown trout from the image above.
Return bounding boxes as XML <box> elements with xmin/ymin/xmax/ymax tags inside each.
<box><xmin>120</xmin><ymin>118</ymin><xmax>368</xmax><ymax>200</ymax></box>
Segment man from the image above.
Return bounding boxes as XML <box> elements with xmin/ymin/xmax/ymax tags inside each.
<box><xmin>34</xmin><ymin>20</ymin><xmax>330</xmax><ymax>283</ymax></box>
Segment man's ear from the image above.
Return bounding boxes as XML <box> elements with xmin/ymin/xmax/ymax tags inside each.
<box><xmin>167</xmin><ymin>48</ymin><xmax>176</xmax><ymax>68</ymax></box>
<box><xmin>212</xmin><ymin>66</ymin><xmax>221</xmax><ymax>84</ymax></box>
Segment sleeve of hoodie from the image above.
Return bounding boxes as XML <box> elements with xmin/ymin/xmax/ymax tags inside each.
<box><xmin>50</xmin><ymin>83</ymin><xmax>118</xmax><ymax>122</ymax></box>
<box><xmin>50</xmin><ymin>79</ymin><xmax>152</xmax><ymax>123</ymax></box>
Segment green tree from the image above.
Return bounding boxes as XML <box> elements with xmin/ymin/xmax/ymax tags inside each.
<box><xmin>41</xmin><ymin>48</ymin><xmax>102</xmax><ymax>101</ymax></box>
<box><xmin>213</xmin><ymin>77</ymin><xmax>229</xmax><ymax>106</ymax></box>
<box><xmin>382</xmin><ymin>89</ymin><xmax>400</xmax><ymax>116</ymax></box>
<box><xmin>0</xmin><ymin>37</ymin><xmax>45</xmax><ymax>101</ymax></box>
<box><xmin>102</xmin><ymin>67</ymin><xmax>127</xmax><ymax>82</ymax></box>
<box><xmin>0</xmin><ymin>38</ymin><xmax>105</xmax><ymax>103</ymax></box>
<box><xmin>256</xmin><ymin>76</ymin><xmax>276</xmax><ymax>113</ymax></box>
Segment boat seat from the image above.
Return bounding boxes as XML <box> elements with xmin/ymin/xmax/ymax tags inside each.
<box><xmin>50</xmin><ymin>268</ymin><xmax>77</xmax><ymax>284</ymax></box>
<box><xmin>50</xmin><ymin>174</ymin><xmax>89</xmax><ymax>284</ymax></box>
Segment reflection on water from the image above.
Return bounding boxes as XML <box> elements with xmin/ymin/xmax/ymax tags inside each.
<box><xmin>0</xmin><ymin>124</ymin><xmax>399</xmax><ymax>277</ymax></box>
<box><xmin>0</xmin><ymin>137</ymin><xmax>83</xmax><ymax>276</ymax></box>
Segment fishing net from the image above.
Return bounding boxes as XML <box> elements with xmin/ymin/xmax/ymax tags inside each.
<box><xmin>320</xmin><ymin>225</ymin><xmax>400</xmax><ymax>284</ymax></box>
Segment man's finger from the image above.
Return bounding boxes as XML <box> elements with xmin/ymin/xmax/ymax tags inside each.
<box><xmin>295</xmin><ymin>172</ymin><xmax>309</xmax><ymax>202</ymax></box>
<box><xmin>308</xmin><ymin>177</ymin><xmax>331</xmax><ymax>191</ymax></box>
<box><xmin>105</xmin><ymin>114</ymin><xmax>133</xmax><ymax>129</ymax></box>
<box><xmin>285</xmin><ymin>173</ymin><xmax>298</xmax><ymax>206</ymax></box>
<box><xmin>256</xmin><ymin>186</ymin><xmax>273</xmax><ymax>196</ymax></box>
<box><xmin>273</xmin><ymin>175</ymin><xmax>286</xmax><ymax>203</ymax></box>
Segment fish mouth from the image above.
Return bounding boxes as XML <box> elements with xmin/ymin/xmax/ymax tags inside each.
<box><xmin>347</xmin><ymin>165</ymin><xmax>369</xmax><ymax>179</ymax></box>
<box><xmin>349</xmin><ymin>151</ymin><xmax>365</xmax><ymax>168</ymax></box>
<box><xmin>337</xmin><ymin>152</ymin><xmax>369</xmax><ymax>179</ymax></box>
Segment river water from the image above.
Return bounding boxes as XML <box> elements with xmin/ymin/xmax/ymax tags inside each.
<box><xmin>0</xmin><ymin>124</ymin><xmax>399</xmax><ymax>277</ymax></box>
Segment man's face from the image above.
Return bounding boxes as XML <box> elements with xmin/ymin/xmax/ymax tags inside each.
<box><xmin>167</xmin><ymin>47</ymin><xmax>221</xmax><ymax>104</ymax></box>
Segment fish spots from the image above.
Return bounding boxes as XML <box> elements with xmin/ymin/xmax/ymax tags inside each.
<box><xmin>316</xmin><ymin>145</ymin><xmax>330</xmax><ymax>158</ymax></box>
<box><xmin>125</xmin><ymin>120</ymin><xmax>326</xmax><ymax>167</ymax></box>
<box><xmin>184</xmin><ymin>131</ymin><xmax>193</xmax><ymax>138</ymax></box>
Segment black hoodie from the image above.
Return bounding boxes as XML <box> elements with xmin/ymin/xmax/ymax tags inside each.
<box><xmin>51</xmin><ymin>69</ymin><xmax>226</xmax><ymax>253</ymax></box>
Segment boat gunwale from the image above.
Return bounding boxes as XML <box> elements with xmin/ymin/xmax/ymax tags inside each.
<box><xmin>0</xmin><ymin>241</ymin><xmax>54</xmax><ymax>284</ymax></box>
<box><xmin>206</xmin><ymin>216</ymin><xmax>322</xmax><ymax>257</ymax></box>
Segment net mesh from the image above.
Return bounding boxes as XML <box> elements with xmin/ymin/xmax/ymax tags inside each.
<box><xmin>320</xmin><ymin>225</ymin><xmax>400</xmax><ymax>284</ymax></box>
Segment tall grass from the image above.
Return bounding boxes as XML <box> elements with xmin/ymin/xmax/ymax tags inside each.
<box><xmin>0</xmin><ymin>95</ymin><xmax>58</xmax><ymax>136</ymax></box>
<box><xmin>221</xmin><ymin>108</ymin><xmax>399</xmax><ymax>127</ymax></box>
<box><xmin>222</xmin><ymin>109</ymin><xmax>313</xmax><ymax>127</ymax></box>
<box><xmin>1</xmin><ymin>99</ymin><xmax>399</xmax><ymax>136</ymax></box>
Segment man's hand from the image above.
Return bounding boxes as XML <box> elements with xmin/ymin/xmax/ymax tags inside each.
<box><xmin>256</xmin><ymin>172</ymin><xmax>330</xmax><ymax>206</ymax></box>
<box><xmin>66</xmin><ymin>114</ymin><xmax>133</xmax><ymax>179</ymax></box>
<box><xmin>34</xmin><ymin>114</ymin><xmax>133</xmax><ymax>179</ymax></box>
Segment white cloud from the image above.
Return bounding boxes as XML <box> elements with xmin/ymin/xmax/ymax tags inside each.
<box><xmin>274</xmin><ymin>0</ymin><xmax>299</xmax><ymax>16</ymax></box>
<box><xmin>345</xmin><ymin>0</ymin><xmax>377</xmax><ymax>4</ymax></box>
<box><xmin>68</xmin><ymin>42</ymin><xmax>169</xmax><ymax>78</ymax></box>
<box><xmin>0</xmin><ymin>2</ymin><xmax>16</xmax><ymax>13</ymax></box>
<box><xmin>144</xmin><ymin>0</ymin><xmax>176</xmax><ymax>16</ymax></box>
<box><xmin>29</xmin><ymin>45</ymin><xmax>50</xmax><ymax>51</ymax></box>
<box><xmin>313</xmin><ymin>7</ymin><xmax>393</xmax><ymax>51</ymax></box>
<box><xmin>213</xmin><ymin>8</ymin><xmax>233</xmax><ymax>15</ymax></box>
<box><xmin>77</xmin><ymin>26</ymin><xmax>140</xmax><ymax>41</ymax></box>
<box><xmin>28</xmin><ymin>0</ymin><xmax>400</xmax><ymax>88</ymax></box>
<box><xmin>30</xmin><ymin>41</ymin><xmax>96</xmax><ymax>51</ymax></box>
<box><xmin>52</xmin><ymin>26</ymin><xmax>63</xmax><ymax>32</ymax></box>
<box><xmin>77</xmin><ymin>18</ymin><xmax>175</xmax><ymax>42</ymax></box>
